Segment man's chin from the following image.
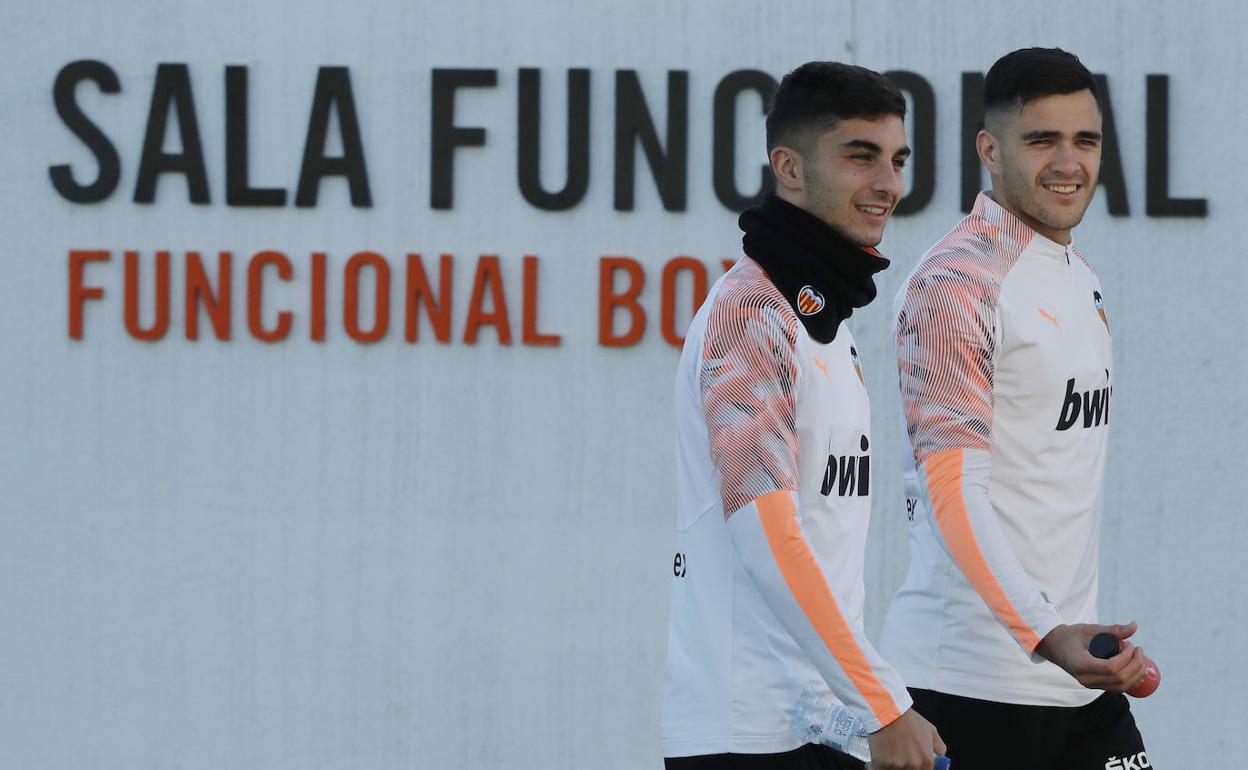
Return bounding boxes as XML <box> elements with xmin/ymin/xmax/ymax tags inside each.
<box><xmin>1038</xmin><ymin>196</ymin><xmax>1093</xmax><ymax>226</ymax></box>
<box><xmin>827</xmin><ymin>219</ymin><xmax>885</xmax><ymax>249</ymax></box>
<box><xmin>850</xmin><ymin>228</ymin><xmax>885</xmax><ymax>249</ymax></box>
<box><xmin>1038</xmin><ymin>209</ymin><xmax>1089</xmax><ymax>235</ymax></box>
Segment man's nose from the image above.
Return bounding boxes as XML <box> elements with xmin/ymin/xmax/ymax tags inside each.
<box><xmin>1048</xmin><ymin>142</ymin><xmax>1081</xmax><ymax>176</ymax></box>
<box><xmin>873</xmin><ymin>160</ymin><xmax>905</xmax><ymax>199</ymax></box>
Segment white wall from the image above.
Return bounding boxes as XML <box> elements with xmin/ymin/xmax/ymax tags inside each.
<box><xmin>2</xmin><ymin>1</ymin><xmax>1244</xmax><ymax>768</ymax></box>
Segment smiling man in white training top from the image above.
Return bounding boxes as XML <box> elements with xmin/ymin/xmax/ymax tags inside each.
<box><xmin>662</xmin><ymin>62</ymin><xmax>945</xmax><ymax>770</ymax></box>
<box><xmin>882</xmin><ymin>47</ymin><xmax>1156</xmax><ymax>770</ymax></box>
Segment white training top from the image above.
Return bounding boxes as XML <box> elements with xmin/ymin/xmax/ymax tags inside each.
<box><xmin>661</xmin><ymin>256</ymin><xmax>910</xmax><ymax>758</ymax></box>
<box><xmin>880</xmin><ymin>192</ymin><xmax>1112</xmax><ymax>707</ymax></box>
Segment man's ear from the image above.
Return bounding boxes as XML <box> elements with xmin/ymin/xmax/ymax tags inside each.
<box><xmin>769</xmin><ymin>145</ymin><xmax>803</xmax><ymax>193</ymax></box>
<box><xmin>976</xmin><ymin>128</ymin><xmax>1000</xmax><ymax>176</ymax></box>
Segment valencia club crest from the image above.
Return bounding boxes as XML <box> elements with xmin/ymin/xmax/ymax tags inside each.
<box><xmin>850</xmin><ymin>345</ymin><xmax>865</xmax><ymax>385</ymax></box>
<box><xmin>1093</xmin><ymin>290</ymin><xmax>1110</xmax><ymax>333</ymax></box>
<box><xmin>797</xmin><ymin>285</ymin><xmax>825</xmax><ymax>316</ymax></box>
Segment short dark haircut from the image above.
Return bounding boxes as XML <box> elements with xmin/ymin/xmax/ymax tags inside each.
<box><xmin>983</xmin><ymin>47</ymin><xmax>1101</xmax><ymax>113</ymax></box>
<box><xmin>765</xmin><ymin>62</ymin><xmax>906</xmax><ymax>153</ymax></box>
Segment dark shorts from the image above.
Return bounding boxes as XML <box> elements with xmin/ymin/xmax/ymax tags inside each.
<box><xmin>664</xmin><ymin>743</ymin><xmax>864</xmax><ymax>770</ymax></box>
<box><xmin>910</xmin><ymin>688</ymin><xmax>1152</xmax><ymax>770</ymax></box>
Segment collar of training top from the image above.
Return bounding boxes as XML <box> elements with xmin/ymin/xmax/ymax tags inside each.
<box><xmin>738</xmin><ymin>193</ymin><xmax>890</xmax><ymax>344</ymax></box>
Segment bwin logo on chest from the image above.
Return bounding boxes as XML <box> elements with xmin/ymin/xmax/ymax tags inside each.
<box><xmin>821</xmin><ymin>435</ymin><xmax>870</xmax><ymax>497</ymax></box>
<box><xmin>1056</xmin><ymin>370</ymin><xmax>1112</xmax><ymax>431</ymax></box>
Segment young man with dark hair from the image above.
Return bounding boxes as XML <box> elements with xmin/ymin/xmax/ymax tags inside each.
<box><xmin>881</xmin><ymin>48</ymin><xmax>1156</xmax><ymax>769</ymax></box>
<box><xmin>661</xmin><ymin>61</ymin><xmax>946</xmax><ymax>770</ymax></box>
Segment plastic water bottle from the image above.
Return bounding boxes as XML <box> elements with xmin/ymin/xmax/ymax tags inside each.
<box><xmin>793</xmin><ymin>685</ymin><xmax>951</xmax><ymax>769</ymax></box>
<box><xmin>792</xmin><ymin>686</ymin><xmax>873</xmax><ymax>761</ymax></box>
<box><xmin>1088</xmin><ymin>632</ymin><xmax>1161</xmax><ymax>698</ymax></box>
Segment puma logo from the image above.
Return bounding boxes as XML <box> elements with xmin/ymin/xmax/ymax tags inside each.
<box><xmin>812</xmin><ymin>356</ymin><xmax>831</xmax><ymax>383</ymax></box>
<box><xmin>1038</xmin><ymin>307</ymin><xmax>1062</xmax><ymax>331</ymax></box>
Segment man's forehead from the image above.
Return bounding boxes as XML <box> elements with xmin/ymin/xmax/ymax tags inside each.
<box><xmin>818</xmin><ymin>115</ymin><xmax>908</xmax><ymax>150</ymax></box>
<box><xmin>992</xmin><ymin>90</ymin><xmax>1102</xmax><ymax>132</ymax></box>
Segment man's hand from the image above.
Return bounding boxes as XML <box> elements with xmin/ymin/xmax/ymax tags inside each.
<box><xmin>1035</xmin><ymin>622</ymin><xmax>1149</xmax><ymax>692</ymax></box>
<box><xmin>866</xmin><ymin>708</ymin><xmax>946</xmax><ymax>770</ymax></box>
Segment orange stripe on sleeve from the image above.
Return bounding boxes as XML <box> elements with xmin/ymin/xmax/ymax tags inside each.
<box><xmin>924</xmin><ymin>448</ymin><xmax>1044</xmax><ymax>652</ymax></box>
<box><xmin>755</xmin><ymin>491</ymin><xmax>903</xmax><ymax>727</ymax></box>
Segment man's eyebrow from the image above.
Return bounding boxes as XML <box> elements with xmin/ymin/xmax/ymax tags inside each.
<box><xmin>840</xmin><ymin>139</ymin><xmax>911</xmax><ymax>158</ymax></box>
<box><xmin>1019</xmin><ymin>129</ymin><xmax>1104</xmax><ymax>142</ymax></box>
<box><xmin>840</xmin><ymin>139</ymin><xmax>882</xmax><ymax>153</ymax></box>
